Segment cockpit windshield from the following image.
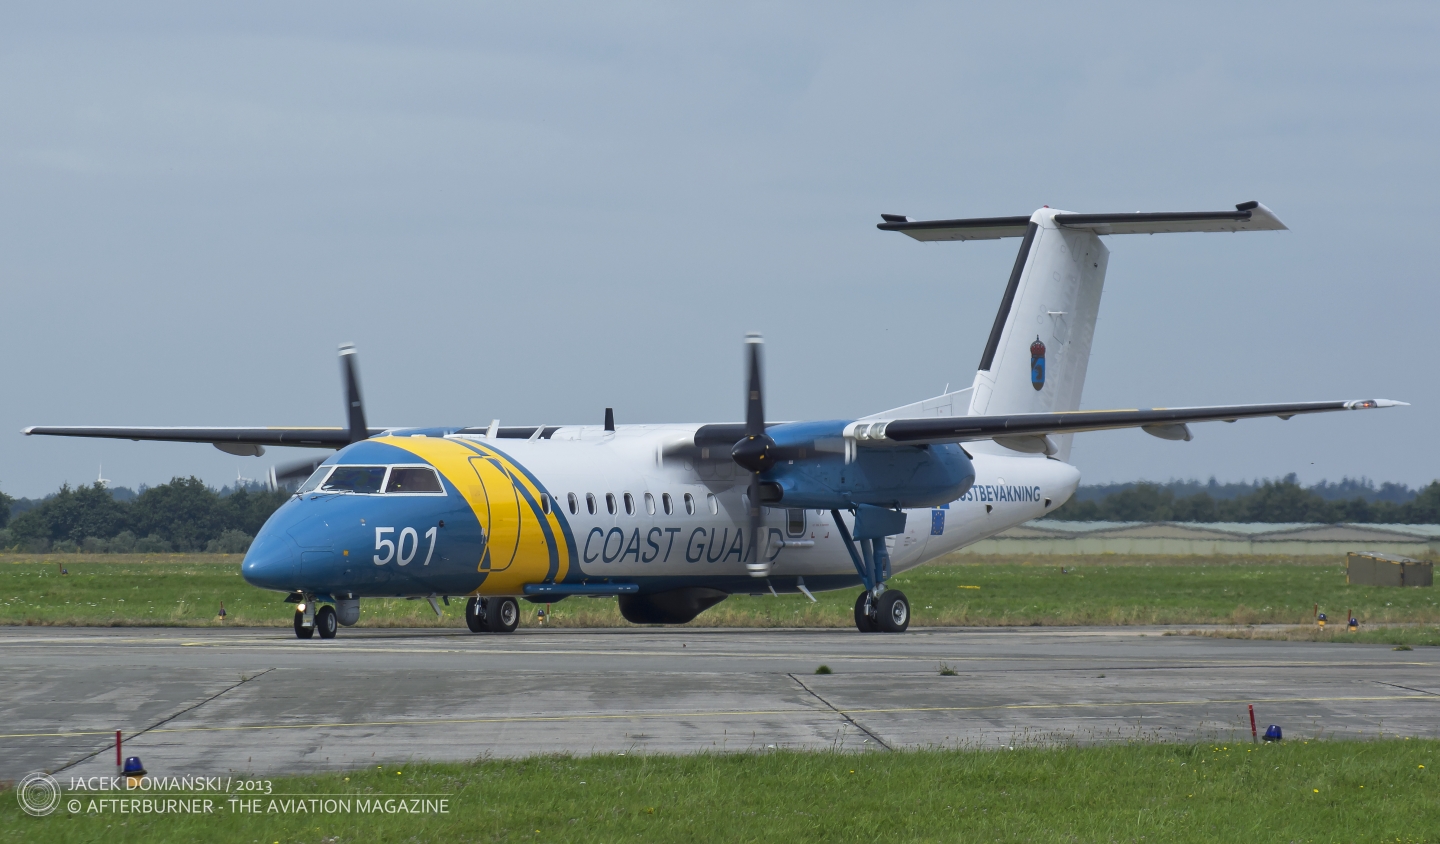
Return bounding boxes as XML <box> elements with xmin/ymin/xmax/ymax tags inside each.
<box><xmin>385</xmin><ymin>467</ymin><xmax>443</xmax><ymax>493</ymax></box>
<box><xmin>320</xmin><ymin>466</ymin><xmax>388</xmax><ymax>494</ymax></box>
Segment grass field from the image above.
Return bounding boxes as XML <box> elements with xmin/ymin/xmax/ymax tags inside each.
<box><xmin>3</xmin><ymin>740</ymin><xmax>1437</xmax><ymax>843</ymax></box>
<box><xmin>3</xmin><ymin>552</ymin><xmax>1439</xmax><ymax>630</ymax></box>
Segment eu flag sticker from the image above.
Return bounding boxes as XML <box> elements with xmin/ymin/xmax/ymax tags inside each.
<box><xmin>930</xmin><ymin>509</ymin><xmax>945</xmax><ymax>536</ymax></box>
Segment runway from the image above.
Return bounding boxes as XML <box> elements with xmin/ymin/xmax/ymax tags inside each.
<box><xmin>2</xmin><ymin>625</ymin><xmax>1437</xmax><ymax>780</ymax></box>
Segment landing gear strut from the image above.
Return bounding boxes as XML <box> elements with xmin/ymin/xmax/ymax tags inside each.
<box><xmin>465</xmin><ymin>596</ymin><xmax>520</xmax><ymax>634</ymax></box>
<box><xmin>832</xmin><ymin>507</ymin><xmax>911</xmax><ymax>633</ymax></box>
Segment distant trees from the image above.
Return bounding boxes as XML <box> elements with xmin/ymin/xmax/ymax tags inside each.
<box><xmin>0</xmin><ymin>488</ymin><xmax>13</xmax><ymax>529</ymax></box>
<box><xmin>0</xmin><ymin>478</ymin><xmax>290</xmax><ymax>553</ymax></box>
<box><xmin>1051</xmin><ymin>478</ymin><xmax>1440</xmax><ymax>524</ymax></box>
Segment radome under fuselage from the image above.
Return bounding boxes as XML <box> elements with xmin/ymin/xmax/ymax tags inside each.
<box><xmin>240</xmin><ymin>424</ymin><xmax>1079</xmax><ymax>601</ymax></box>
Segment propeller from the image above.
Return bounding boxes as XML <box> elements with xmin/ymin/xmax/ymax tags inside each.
<box><xmin>730</xmin><ymin>333</ymin><xmax>776</xmax><ymax>578</ymax></box>
<box><xmin>340</xmin><ymin>342</ymin><xmax>368</xmax><ymax>445</ymax></box>
<box><xmin>267</xmin><ymin>456</ymin><xmax>329</xmax><ymax>491</ymax></box>
<box><xmin>268</xmin><ymin>344</ymin><xmax>370</xmax><ymax>491</ymax></box>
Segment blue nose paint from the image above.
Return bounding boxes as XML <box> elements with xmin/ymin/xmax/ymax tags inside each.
<box><xmin>241</xmin><ymin>526</ymin><xmax>300</xmax><ymax>591</ymax></box>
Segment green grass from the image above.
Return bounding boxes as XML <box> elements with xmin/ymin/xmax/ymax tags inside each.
<box><xmin>3</xmin><ymin>740</ymin><xmax>1437</xmax><ymax>843</ymax></box>
<box><xmin>1177</xmin><ymin>624</ymin><xmax>1440</xmax><ymax>647</ymax></box>
<box><xmin>3</xmin><ymin>552</ymin><xmax>1439</xmax><ymax>629</ymax></box>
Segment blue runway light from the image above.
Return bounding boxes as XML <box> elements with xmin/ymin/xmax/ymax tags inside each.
<box><xmin>1263</xmin><ymin>725</ymin><xmax>1282</xmax><ymax>742</ymax></box>
<box><xmin>122</xmin><ymin>756</ymin><xmax>146</xmax><ymax>775</ymax></box>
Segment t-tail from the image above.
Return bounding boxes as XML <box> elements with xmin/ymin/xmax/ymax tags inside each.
<box><xmin>879</xmin><ymin>202</ymin><xmax>1288</xmax><ymax>461</ymax></box>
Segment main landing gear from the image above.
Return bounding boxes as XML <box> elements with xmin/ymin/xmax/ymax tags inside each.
<box><xmin>465</xmin><ymin>596</ymin><xmax>519</xmax><ymax>634</ymax></box>
<box><xmin>831</xmin><ymin>506</ymin><xmax>910</xmax><ymax>633</ymax></box>
<box><xmin>853</xmin><ymin>589</ymin><xmax>910</xmax><ymax>633</ymax></box>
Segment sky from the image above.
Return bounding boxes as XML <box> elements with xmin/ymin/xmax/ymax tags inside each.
<box><xmin>2</xmin><ymin>3</ymin><xmax>1436</xmax><ymax>498</ymax></box>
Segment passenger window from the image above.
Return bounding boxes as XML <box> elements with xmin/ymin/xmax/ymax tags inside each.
<box><xmin>623</xmin><ymin>493</ymin><xmax>635</xmax><ymax>515</ymax></box>
<box><xmin>322</xmin><ymin>466</ymin><xmax>386</xmax><ymax>494</ymax></box>
<box><xmin>540</xmin><ymin>493</ymin><xmax>551</xmax><ymax>515</ymax></box>
<box><xmin>568</xmin><ymin>493</ymin><xmax>579</xmax><ymax>515</ymax></box>
<box><xmin>384</xmin><ymin>467</ymin><xmax>443</xmax><ymax>493</ymax></box>
<box><xmin>586</xmin><ymin>493</ymin><xmax>597</xmax><ymax>515</ymax></box>
<box><xmin>683</xmin><ymin>493</ymin><xmax>696</xmax><ymax>515</ymax></box>
<box><xmin>662</xmin><ymin>493</ymin><xmax>673</xmax><ymax>515</ymax></box>
<box><xmin>644</xmin><ymin>493</ymin><xmax>656</xmax><ymax>515</ymax></box>
<box><xmin>706</xmin><ymin>493</ymin><xmax>719</xmax><ymax>515</ymax></box>
<box><xmin>606</xmin><ymin>493</ymin><xmax>617</xmax><ymax>515</ymax></box>
<box><xmin>298</xmin><ymin>466</ymin><xmax>333</xmax><ymax>494</ymax></box>
<box><xmin>787</xmin><ymin>509</ymin><xmax>806</xmax><ymax>537</ymax></box>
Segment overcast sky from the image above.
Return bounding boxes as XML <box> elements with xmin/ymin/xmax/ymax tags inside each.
<box><xmin>2</xmin><ymin>3</ymin><xmax>1436</xmax><ymax>498</ymax></box>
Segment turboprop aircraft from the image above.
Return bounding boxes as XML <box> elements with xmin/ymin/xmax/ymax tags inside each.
<box><xmin>25</xmin><ymin>202</ymin><xmax>1404</xmax><ymax>638</ymax></box>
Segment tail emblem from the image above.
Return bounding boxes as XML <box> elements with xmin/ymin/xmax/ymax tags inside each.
<box><xmin>1030</xmin><ymin>337</ymin><xmax>1046</xmax><ymax>391</ymax></box>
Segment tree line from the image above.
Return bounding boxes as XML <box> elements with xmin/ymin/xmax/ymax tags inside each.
<box><xmin>1050</xmin><ymin>477</ymin><xmax>1440</xmax><ymax>524</ymax></box>
<box><xmin>3</xmin><ymin>472</ymin><xmax>1438</xmax><ymax>553</ymax></box>
<box><xmin>0</xmin><ymin>478</ymin><xmax>290</xmax><ymax>553</ymax></box>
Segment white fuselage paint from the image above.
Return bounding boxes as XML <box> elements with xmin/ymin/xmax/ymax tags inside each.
<box><xmin>466</xmin><ymin>423</ymin><xmax>1079</xmax><ymax>588</ymax></box>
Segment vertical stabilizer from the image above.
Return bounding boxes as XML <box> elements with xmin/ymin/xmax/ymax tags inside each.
<box><xmin>967</xmin><ymin>209</ymin><xmax>1108</xmax><ymax>461</ymax></box>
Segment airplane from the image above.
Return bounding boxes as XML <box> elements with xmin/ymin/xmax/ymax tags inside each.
<box><xmin>25</xmin><ymin>202</ymin><xmax>1404</xmax><ymax>639</ymax></box>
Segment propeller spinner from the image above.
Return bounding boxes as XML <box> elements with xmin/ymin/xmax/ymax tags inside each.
<box><xmin>731</xmin><ymin>333</ymin><xmax>776</xmax><ymax>578</ymax></box>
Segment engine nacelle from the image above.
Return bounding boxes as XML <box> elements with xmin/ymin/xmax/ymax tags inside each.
<box><xmin>758</xmin><ymin>420</ymin><xmax>975</xmax><ymax>510</ymax></box>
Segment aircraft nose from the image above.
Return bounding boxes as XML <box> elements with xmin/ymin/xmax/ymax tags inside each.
<box><xmin>241</xmin><ymin>528</ymin><xmax>299</xmax><ymax>591</ymax></box>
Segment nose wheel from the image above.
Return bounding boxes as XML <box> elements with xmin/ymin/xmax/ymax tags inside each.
<box><xmin>293</xmin><ymin>600</ymin><xmax>339</xmax><ymax>639</ymax></box>
<box><xmin>315</xmin><ymin>605</ymin><xmax>338</xmax><ymax>639</ymax></box>
<box><xmin>293</xmin><ymin>610</ymin><xmax>313</xmax><ymax>639</ymax></box>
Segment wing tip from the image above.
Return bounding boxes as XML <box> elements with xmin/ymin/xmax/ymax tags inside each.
<box><xmin>1346</xmin><ymin>399</ymin><xmax>1408</xmax><ymax>409</ymax></box>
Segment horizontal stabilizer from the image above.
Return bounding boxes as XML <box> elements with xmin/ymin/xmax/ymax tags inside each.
<box><xmin>851</xmin><ymin>399</ymin><xmax>1405</xmax><ymax>446</ymax></box>
<box><xmin>879</xmin><ymin>202</ymin><xmax>1286</xmax><ymax>241</ymax></box>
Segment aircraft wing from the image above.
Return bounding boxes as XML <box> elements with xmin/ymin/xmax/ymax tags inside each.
<box><xmin>22</xmin><ymin>426</ymin><xmax>366</xmax><ymax>449</ymax></box>
<box><xmin>865</xmin><ymin>399</ymin><xmax>1405</xmax><ymax>447</ymax></box>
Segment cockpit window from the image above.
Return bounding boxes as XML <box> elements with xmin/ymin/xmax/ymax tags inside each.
<box><xmin>384</xmin><ymin>467</ymin><xmax>443</xmax><ymax>493</ymax></box>
<box><xmin>321</xmin><ymin>466</ymin><xmax>387</xmax><ymax>494</ymax></box>
<box><xmin>298</xmin><ymin>466</ymin><xmax>333</xmax><ymax>494</ymax></box>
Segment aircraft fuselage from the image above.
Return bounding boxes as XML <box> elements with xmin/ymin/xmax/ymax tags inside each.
<box><xmin>241</xmin><ymin>425</ymin><xmax>1080</xmax><ymax>601</ymax></box>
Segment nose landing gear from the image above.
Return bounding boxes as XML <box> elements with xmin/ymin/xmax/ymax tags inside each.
<box><xmin>290</xmin><ymin>595</ymin><xmax>340</xmax><ymax>639</ymax></box>
<box><xmin>465</xmin><ymin>596</ymin><xmax>520</xmax><ymax>634</ymax></box>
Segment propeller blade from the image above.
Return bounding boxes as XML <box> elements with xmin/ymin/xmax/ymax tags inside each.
<box><xmin>741</xmin><ymin>333</ymin><xmax>772</xmax><ymax>578</ymax></box>
<box><xmin>271</xmin><ymin>456</ymin><xmax>329</xmax><ymax>490</ymax></box>
<box><xmin>339</xmin><ymin>343</ymin><xmax>368</xmax><ymax>445</ymax></box>
<box><xmin>745</xmin><ymin>472</ymin><xmax>769</xmax><ymax>578</ymax></box>
<box><xmin>744</xmin><ymin>333</ymin><xmax>764</xmax><ymax>437</ymax></box>
<box><xmin>732</xmin><ymin>333</ymin><xmax>776</xmax><ymax>473</ymax></box>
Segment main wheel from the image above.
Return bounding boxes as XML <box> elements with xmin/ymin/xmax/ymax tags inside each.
<box><xmin>465</xmin><ymin>597</ymin><xmax>486</xmax><ymax>633</ymax></box>
<box><xmin>485</xmin><ymin>597</ymin><xmax>519</xmax><ymax>633</ymax></box>
<box><xmin>315</xmin><ymin>605</ymin><xmax>338</xmax><ymax>639</ymax></box>
<box><xmin>293</xmin><ymin>610</ymin><xmax>314</xmax><ymax>639</ymax></box>
<box><xmin>853</xmin><ymin>591</ymin><xmax>876</xmax><ymax>633</ymax></box>
<box><xmin>876</xmin><ymin>589</ymin><xmax>910</xmax><ymax>633</ymax></box>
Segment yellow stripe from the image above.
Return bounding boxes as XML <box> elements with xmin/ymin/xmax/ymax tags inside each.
<box><xmin>373</xmin><ymin>436</ymin><xmax>570</xmax><ymax>595</ymax></box>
